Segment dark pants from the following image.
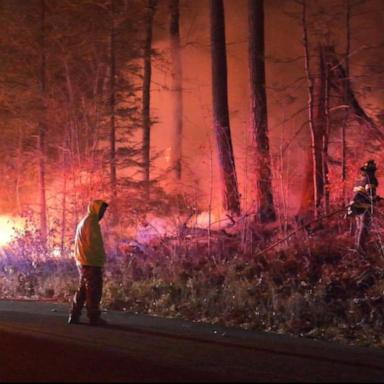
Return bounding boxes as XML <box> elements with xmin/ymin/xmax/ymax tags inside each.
<box><xmin>355</xmin><ymin>211</ymin><xmax>372</xmax><ymax>252</ymax></box>
<box><xmin>70</xmin><ymin>265</ymin><xmax>103</xmax><ymax>321</ymax></box>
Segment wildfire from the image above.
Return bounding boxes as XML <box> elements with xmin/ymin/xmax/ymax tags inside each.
<box><xmin>195</xmin><ymin>211</ymin><xmax>231</xmax><ymax>230</ymax></box>
<box><xmin>0</xmin><ymin>216</ymin><xmax>24</xmax><ymax>247</ymax></box>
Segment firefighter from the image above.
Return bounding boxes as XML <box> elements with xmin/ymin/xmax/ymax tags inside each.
<box><xmin>347</xmin><ymin>160</ymin><xmax>380</xmax><ymax>252</ymax></box>
<box><xmin>68</xmin><ymin>200</ymin><xmax>109</xmax><ymax>326</ymax></box>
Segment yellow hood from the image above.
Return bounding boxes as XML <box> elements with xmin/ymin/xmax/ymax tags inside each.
<box><xmin>74</xmin><ymin>200</ymin><xmax>108</xmax><ymax>267</ymax></box>
<box><xmin>88</xmin><ymin>200</ymin><xmax>108</xmax><ymax>217</ymax></box>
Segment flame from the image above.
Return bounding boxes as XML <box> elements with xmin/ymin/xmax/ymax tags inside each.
<box><xmin>0</xmin><ymin>216</ymin><xmax>24</xmax><ymax>247</ymax></box>
<box><xmin>51</xmin><ymin>246</ymin><xmax>62</xmax><ymax>258</ymax></box>
<box><xmin>195</xmin><ymin>211</ymin><xmax>232</xmax><ymax>229</ymax></box>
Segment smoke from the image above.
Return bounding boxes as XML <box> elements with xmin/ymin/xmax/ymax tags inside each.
<box><xmin>149</xmin><ymin>0</ymin><xmax>383</xmax><ymax>215</ymax></box>
<box><xmin>150</xmin><ymin>0</ymin><xmax>307</xmax><ymax>213</ymax></box>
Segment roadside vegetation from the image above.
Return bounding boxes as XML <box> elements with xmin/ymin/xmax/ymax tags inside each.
<box><xmin>1</xmin><ymin>210</ymin><xmax>384</xmax><ymax>350</ymax></box>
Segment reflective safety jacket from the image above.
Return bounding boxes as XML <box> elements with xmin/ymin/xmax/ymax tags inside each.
<box><xmin>348</xmin><ymin>173</ymin><xmax>378</xmax><ymax>215</ymax></box>
<box><xmin>74</xmin><ymin>200</ymin><xmax>107</xmax><ymax>267</ymax></box>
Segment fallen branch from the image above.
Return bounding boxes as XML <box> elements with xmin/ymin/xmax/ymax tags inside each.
<box><xmin>254</xmin><ymin>206</ymin><xmax>350</xmax><ymax>258</ymax></box>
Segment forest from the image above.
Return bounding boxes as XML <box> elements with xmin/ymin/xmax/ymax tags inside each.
<box><xmin>0</xmin><ymin>0</ymin><xmax>384</xmax><ymax>348</ymax></box>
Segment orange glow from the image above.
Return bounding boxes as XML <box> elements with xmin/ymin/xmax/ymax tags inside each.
<box><xmin>50</xmin><ymin>246</ymin><xmax>62</xmax><ymax>258</ymax></box>
<box><xmin>195</xmin><ymin>211</ymin><xmax>232</xmax><ymax>230</ymax></box>
<box><xmin>0</xmin><ymin>216</ymin><xmax>24</xmax><ymax>247</ymax></box>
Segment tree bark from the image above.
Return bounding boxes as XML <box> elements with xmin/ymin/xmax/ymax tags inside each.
<box><xmin>324</xmin><ymin>45</ymin><xmax>384</xmax><ymax>141</ymax></box>
<box><xmin>142</xmin><ymin>0</ymin><xmax>157</xmax><ymax>198</ymax></box>
<box><xmin>60</xmin><ymin>144</ymin><xmax>67</xmax><ymax>257</ymax></box>
<box><xmin>15</xmin><ymin>126</ymin><xmax>23</xmax><ymax>214</ymax></box>
<box><xmin>38</xmin><ymin>0</ymin><xmax>48</xmax><ymax>244</ymax></box>
<box><xmin>248</xmin><ymin>0</ymin><xmax>276</xmax><ymax>223</ymax></box>
<box><xmin>109</xmin><ymin>0</ymin><xmax>117</xmax><ymax>221</ymax></box>
<box><xmin>210</xmin><ymin>0</ymin><xmax>240</xmax><ymax>216</ymax></box>
<box><xmin>301</xmin><ymin>1</ymin><xmax>326</xmax><ymax>218</ymax></box>
<box><xmin>169</xmin><ymin>0</ymin><xmax>183</xmax><ymax>181</ymax></box>
<box><xmin>322</xmin><ymin>46</ymin><xmax>330</xmax><ymax>214</ymax></box>
<box><xmin>341</xmin><ymin>0</ymin><xmax>351</xmax><ymax>202</ymax></box>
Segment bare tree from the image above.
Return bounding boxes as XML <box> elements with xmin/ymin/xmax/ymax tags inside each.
<box><xmin>324</xmin><ymin>45</ymin><xmax>384</xmax><ymax>141</ymax></box>
<box><xmin>142</xmin><ymin>0</ymin><xmax>157</xmax><ymax>198</ymax></box>
<box><xmin>301</xmin><ymin>0</ymin><xmax>327</xmax><ymax>218</ymax></box>
<box><xmin>248</xmin><ymin>0</ymin><xmax>276</xmax><ymax>223</ymax></box>
<box><xmin>210</xmin><ymin>0</ymin><xmax>240</xmax><ymax>216</ymax></box>
<box><xmin>38</xmin><ymin>0</ymin><xmax>48</xmax><ymax>243</ymax></box>
<box><xmin>60</xmin><ymin>142</ymin><xmax>68</xmax><ymax>257</ymax></box>
<box><xmin>321</xmin><ymin>45</ymin><xmax>330</xmax><ymax>214</ymax></box>
<box><xmin>341</xmin><ymin>0</ymin><xmax>351</xmax><ymax>202</ymax></box>
<box><xmin>169</xmin><ymin>0</ymin><xmax>183</xmax><ymax>181</ymax></box>
<box><xmin>109</xmin><ymin>0</ymin><xmax>118</xmax><ymax>222</ymax></box>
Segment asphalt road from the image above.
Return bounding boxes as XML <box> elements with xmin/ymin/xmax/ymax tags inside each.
<box><xmin>0</xmin><ymin>300</ymin><xmax>384</xmax><ymax>382</ymax></box>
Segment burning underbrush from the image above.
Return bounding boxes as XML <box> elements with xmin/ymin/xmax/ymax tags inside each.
<box><xmin>1</xmin><ymin>211</ymin><xmax>384</xmax><ymax>349</ymax></box>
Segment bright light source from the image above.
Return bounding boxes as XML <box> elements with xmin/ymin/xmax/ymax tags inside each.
<box><xmin>0</xmin><ymin>216</ymin><xmax>24</xmax><ymax>247</ymax></box>
<box><xmin>51</xmin><ymin>246</ymin><xmax>62</xmax><ymax>258</ymax></box>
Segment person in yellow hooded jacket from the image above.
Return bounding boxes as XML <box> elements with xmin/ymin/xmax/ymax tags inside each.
<box><xmin>68</xmin><ymin>200</ymin><xmax>109</xmax><ymax>326</ymax></box>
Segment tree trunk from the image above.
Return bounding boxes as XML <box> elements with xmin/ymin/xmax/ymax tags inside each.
<box><xmin>142</xmin><ymin>0</ymin><xmax>157</xmax><ymax>198</ymax></box>
<box><xmin>324</xmin><ymin>45</ymin><xmax>384</xmax><ymax>142</ymax></box>
<box><xmin>15</xmin><ymin>126</ymin><xmax>23</xmax><ymax>214</ymax></box>
<box><xmin>169</xmin><ymin>0</ymin><xmax>183</xmax><ymax>181</ymax></box>
<box><xmin>322</xmin><ymin>46</ymin><xmax>330</xmax><ymax>214</ymax></box>
<box><xmin>109</xmin><ymin>0</ymin><xmax>117</xmax><ymax>221</ymax></box>
<box><xmin>311</xmin><ymin>48</ymin><xmax>328</xmax><ymax>217</ymax></box>
<box><xmin>60</xmin><ymin>144</ymin><xmax>67</xmax><ymax>257</ymax></box>
<box><xmin>38</xmin><ymin>0</ymin><xmax>48</xmax><ymax>244</ymax></box>
<box><xmin>210</xmin><ymin>0</ymin><xmax>240</xmax><ymax>216</ymax></box>
<box><xmin>341</xmin><ymin>0</ymin><xmax>351</xmax><ymax>202</ymax></box>
<box><xmin>248</xmin><ymin>0</ymin><xmax>276</xmax><ymax>223</ymax></box>
<box><xmin>299</xmin><ymin>147</ymin><xmax>315</xmax><ymax>218</ymax></box>
<box><xmin>301</xmin><ymin>1</ymin><xmax>325</xmax><ymax>218</ymax></box>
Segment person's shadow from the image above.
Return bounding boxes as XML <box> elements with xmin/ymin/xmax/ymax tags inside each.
<box><xmin>77</xmin><ymin>321</ymin><xmax>189</xmax><ymax>341</ymax></box>
<box><xmin>76</xmin><ymin>320</ymin><xmax>230</xmax><ymax>348</ymax></box>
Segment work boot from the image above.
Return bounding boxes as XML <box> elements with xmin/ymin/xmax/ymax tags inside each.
<box><xmin>89</xmin><ymin>317</ymin><xmax>108</xmax><ymax>327</ymax></box>
<box><xmin>67</xmin><ymin>314</ymin><xmax>80</xmax><ymax>325</ymax></box>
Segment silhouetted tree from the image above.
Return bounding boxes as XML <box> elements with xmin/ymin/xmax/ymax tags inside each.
<box><xmin>38</xmin><ymin>0</ymin><xmax>48</xmax><ymax>243</ymax></box>
<box><xmin>142</xmin><ymin>0</ymin><xmax>157</xmax><ymax>198</ymax></box>
<box><xmin>169</xmin><ymin>0</ymin><xmax>183</xmax><ymax>181</ymax></box>
<box><xmin>301</xmin><ymin>0</ymin><xmax>327</xmax><ymax>218</ymax></box>
<box><xmin>248</xmin><ymin>0</ymin><xmax>276</xmax><ymax>223</ymax></box>
<box><xmin>210</xmin><ymin>0</ymin><xmax>240</xmax><ymax>216</ymax></box>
